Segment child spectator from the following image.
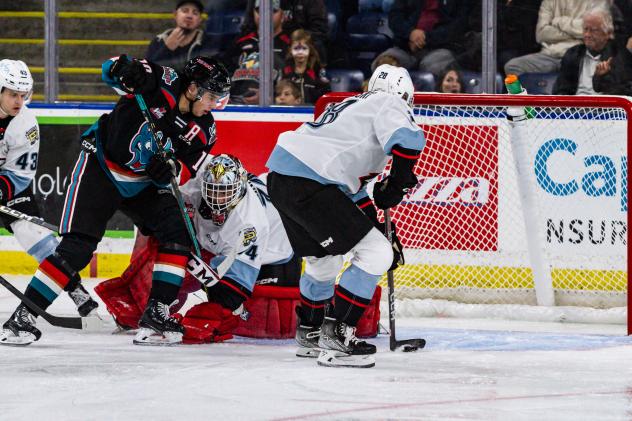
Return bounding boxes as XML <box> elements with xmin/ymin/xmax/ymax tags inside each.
<box><xmin>281</xmin><ymin>29</ymin><xmax>330</xmax><ymax>104</ymax></box>
<box><xmin>435</xmin><ymin>67</ymin><xmax>464</xmax><ymax>93</ymax></box>
<box><xmin>275</xmin><ymin>79</ymin><xmax>303</xmax><ymax>105</ymax></box>
<box><xmin>146</xmin><ymin>1</ymin><xmax>215</xmax><ymax>72</ymax></box>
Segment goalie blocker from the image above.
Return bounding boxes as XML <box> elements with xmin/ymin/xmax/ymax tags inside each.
<box><xmin>95</xmin><ymin>235</ymin><xmax>381</xmax><ymax>342</ymax></box>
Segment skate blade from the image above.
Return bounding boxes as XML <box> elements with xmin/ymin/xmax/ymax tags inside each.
<box><xmin>296</xmin><ymin>347</ymin><xmax>320</xmax><ymax>358</ymax></box>
<box><xmin>133</xmin><ymin>328</ymin><xmax>182</xmax><ymax>346</ymax></box>
<box><xmin>0</xmin><ymin>330</ymin><xmax>36</xmax><ymax>346</ymax></box>
<box><xmin>316</xmin><ymin>350</ymin><xmax>375</xmax><ymax>368</ymax></box>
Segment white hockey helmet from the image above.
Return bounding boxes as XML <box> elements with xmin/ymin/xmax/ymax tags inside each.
<box><xmin>201</xmin><ymin>154</ymin><xmax>248</xmax><ymax>225</ymax></box>
<box><xmin>0</xmin><ymin>60</ymin><xmax>33</xmax><ymax>103</ymax></box>
<box><xmin>367</xmin><ymin>64</ymin><xmax>414</xmax><ymax>108</ymax></box>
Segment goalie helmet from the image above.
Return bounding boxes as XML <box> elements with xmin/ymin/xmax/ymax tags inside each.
<box><xmin>184</xmin><ymin>56</ymin><xmax>231</xmax><ymax>106</ymax></box>
<box><xmin>367</xmin><ymin>64</ymin><xmax>414</xmax><ymax>109</ymax></box>
<box><xmin>0</xmin><ymin>59</ymin><xmax>33</xmax><ymax>103</ymax></box>
<box><xmin>201</xmin><ymin>154</ymin><xmax>248</xmax><ymax>226</ymax></box>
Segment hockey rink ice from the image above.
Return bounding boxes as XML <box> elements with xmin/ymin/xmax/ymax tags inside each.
<box><xmin>1</xmin><ymin>276</ymin><xmax>632</xmax><ymax>420</ymax></box>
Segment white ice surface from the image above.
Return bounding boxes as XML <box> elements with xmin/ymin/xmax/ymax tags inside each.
<box><xmin>1</xmin><ymin>276</ymin><xmax>632</xmax><ymax>421</ymax></box>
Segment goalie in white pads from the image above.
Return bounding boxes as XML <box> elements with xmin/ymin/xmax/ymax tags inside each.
<box><xmin>181</xmin><ymin>153</ymin><xmax>299</xmax><ymax>314</ymax></box>
<box><xmin>0</xmin><ymin>60</ymin><xmax>98</xmax><ymax>346</ymax></box>
<box><xmin>266</xmin><ymin>64</ymin><xmax>425</xmax><ymax>368</ymax></box>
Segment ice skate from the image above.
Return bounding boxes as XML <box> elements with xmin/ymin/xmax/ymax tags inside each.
<box><xmin>317</xmin><ymin>316</ymin><xmax>376</xmax><ymax>368</ymax></box>
<box><xmin>133</xmin><ymin>299</ymin><xmax>183</xmax><ymax>346</ymax></box>
<box><xmin>68</xmin><ymin>283</ymin><xmax>99</xmax><ymax>317</ymax></box>
<box><xmin>0</xmin><ymin>304</ymin><xmax>42</xmax><ymax>346</ymax></box>
<box><xmin>295</xmin><ymin>308</ymin><xmax>321</xmax><ymax>358</ymax></box>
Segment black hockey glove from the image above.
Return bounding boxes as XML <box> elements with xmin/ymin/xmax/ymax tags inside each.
<box><xmin>145</xmin><ymin>154</ymin><xmax>181</xmax><ymax>185</ymax></box>
<box><xmin>373</xmin><ymin>146</ymin><xmax>420</xmax><ymax>210</ymax></box>
<box><xmin>206</xmin><ymin>279</ymin><xmax>248</xmax><ymax>313</ymax></box>
<box><xmin>109</xmin><ymin>55</ymin><xmax>152</xmax><ymax>93</ymax></box>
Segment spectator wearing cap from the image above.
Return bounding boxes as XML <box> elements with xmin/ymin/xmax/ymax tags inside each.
<box><xmin>146</xmin><ymin>0</ymin><xmax>215</xmax><ymax>72</ymax></box>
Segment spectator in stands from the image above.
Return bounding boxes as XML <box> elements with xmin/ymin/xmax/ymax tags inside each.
<box><xmin>372</xmin><ymin>0</ymin><xmax>469</xmax><ymax>77</ymax></box>
<box><xmin>362</xmin><ymin>54</ymin><xmax>401</xmax><ymax>91</ymax></box>
<box><xmin>281</xmin><ymin>29</ymin><xmax>330</xmax><ymax>104</ymax></box>
<box><xmin>504</xmin><ymin>0</ymin><xmax>605</xmax><ymax>76</ymax></box>
<box><xmin>553</xmin><ymin>7</ymin><xmax>632</xmax><ymax>95</ymax></box>
<box><xmin>146</xmin><ymin>1</ymin><xmax>214</xmax><ymax>72</ymax></box>
<box><xmin>275</xmin><ymin>79</ymin><xmax>303</xmax><ymax>104</ymax></box>
<box><xmin>219</xmin><ymin>0</ymin><xmax>290</xmax><ymax>74</ymax></box>
<box><xmin>243</xmin><ymin>0</ymin><xmax>329</xmax><ymax>65</ymax></box>
<box><xmin>610</xmin><ymin>0</ymin><xmax>632</xmax><ymax>63</ymax></box>
<box><xmin>435</xmin><ymin>67</ymin><xmax>464</xmax><ymax>93</ymax></box>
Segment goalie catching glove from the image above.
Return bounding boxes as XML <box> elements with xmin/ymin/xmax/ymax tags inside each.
<box><xmin>373</xmin><ymin>145</ymin><xmax>420</xmax><ymax>210</ymax></box>
<box><xmin>146</xmin><ymin>154</ymin><xmax>181</xmax><ymax>185</ymax></box>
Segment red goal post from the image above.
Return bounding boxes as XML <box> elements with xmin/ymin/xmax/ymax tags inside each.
<box><xmin>315</xmin><ymin>93</ymin><xmax>631</xmax><ymax>333</ymax></box>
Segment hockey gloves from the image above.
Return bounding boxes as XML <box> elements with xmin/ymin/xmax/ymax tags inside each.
<box><xmin>110</xmin><ymin>55</ymin><xmax>153</xmax><ymax>94</ymax></box>
<box><xmin>373</xmin><ymin>146</ymin><xmax>420</xmax><ymax>210</ymax></box>
<box><xmin>146</xmin><ymin>154</ymin><xmax>181</xmax><ymax>185</ymax></box>
<box><xmin>206</xmin><ymin>278</ymin><xmax>249</xmax><ymax>314</ymax></box>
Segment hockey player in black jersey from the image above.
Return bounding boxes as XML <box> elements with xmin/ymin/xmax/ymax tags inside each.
<box><xmin>0</xmin><ymin>55</ymin><xmax>231</xmax><ymax>346</ymax></box>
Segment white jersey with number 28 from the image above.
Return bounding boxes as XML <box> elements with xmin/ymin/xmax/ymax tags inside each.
<box><xmin>266</xmin><ymin>91</ymin><xmax>425</xmax><ymax>194</ymax></box>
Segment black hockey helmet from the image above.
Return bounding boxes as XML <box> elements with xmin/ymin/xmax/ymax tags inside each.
<box><xmin>183</xmin><ymin>56</ymin><xmax>231</xmax><ymax>98</ymax></box>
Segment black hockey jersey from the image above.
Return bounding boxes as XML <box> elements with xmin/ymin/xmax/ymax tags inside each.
<box><xmin>93</xmin><ymin>57</ymin><xmax>215</xmax><ymax>197</ymax></box>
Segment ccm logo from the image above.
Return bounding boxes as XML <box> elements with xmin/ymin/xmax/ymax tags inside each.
<box><xmin>405</xmin><ymin>177</ymin><xmax>490</xmax><ymax>205</ymax></box>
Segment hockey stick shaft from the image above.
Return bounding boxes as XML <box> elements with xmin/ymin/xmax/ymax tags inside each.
<box><xmin>0</xmin><ymin>205</ymin><xmax>58</xmax><ymax>232</ymax></box>
<box><xmin>384</xmin><ymin>210</ymin><xmax>426</xmax><ymax>352</ymax></box>
<box><xmin>134</xmin><ymin>94</ymin><xmax>202</xmax><ymax>258</ymax></box>
<box><xmin>0</xmin><ymin>275</ymin><xmax>84</xmax><ymax>329</ymax></box>
<box><xmin>384</xmin><ymin>210</ymin><xmax>398</xmax><ymax>351</ymax></box>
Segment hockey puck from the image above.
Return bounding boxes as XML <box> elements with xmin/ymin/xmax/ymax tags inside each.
<box><xmin>402</xmin><ymin>344</ymin><xmax>419</xmax><ymax>352</ymax></box>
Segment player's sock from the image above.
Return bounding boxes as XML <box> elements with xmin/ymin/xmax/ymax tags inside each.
<box><xmin>26</xmin><ymin>252</ymin><xmax>81</xmax><ymax>311</ymax></box>
<box><xmin>333</xmin><ymin>285</ymin><xmax>373</xmax><ymax>327</ymax></box>
<box><xmin>147</xmin><ymin>250</ymin><xmax>189</xmax><ymax>304</ymax></box>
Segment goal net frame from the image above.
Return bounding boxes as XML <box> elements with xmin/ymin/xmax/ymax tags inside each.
<box><xmin>315</xmin><ymin>92</ymin><xmax>631</xmax><ymax>334</ymax></box>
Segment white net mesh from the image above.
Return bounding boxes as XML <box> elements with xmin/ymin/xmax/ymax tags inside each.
<box><xmin>318</xmin><ymin>93</ymin><xmax>629</xmax><ymax>322</ymax></box>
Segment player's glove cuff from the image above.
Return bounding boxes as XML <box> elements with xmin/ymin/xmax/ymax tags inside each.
<box><xmin>146</xmin><ymin>154</ymin><xmax>181</xmax><ymax>185</ymax></box>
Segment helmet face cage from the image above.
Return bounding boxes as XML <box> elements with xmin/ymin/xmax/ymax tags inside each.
<box><xmin>201</xmin><ymin>154</ymin><xmax>247</xmax><ymax>225</ymax></box>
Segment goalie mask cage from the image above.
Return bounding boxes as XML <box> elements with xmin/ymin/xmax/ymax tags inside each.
<box><xmin>315</xmin><ymin>93</ymin><xmax>631</xmax><ymax>334</ymax></box>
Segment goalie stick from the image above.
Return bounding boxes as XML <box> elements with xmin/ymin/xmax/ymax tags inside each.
<box><xmin>0</xmin><ymin>276</ymin><xmax>100</xmax><ymax>330</ymax></box>
<box><xmin>384</xmin><ymin>210</ymin><xmax>426</xmax><ymax>352</ymax></box>
<box><xmin>0</xmin><ymin>205</ymin><xmax>58</xmax><ymax>232</ymax></box>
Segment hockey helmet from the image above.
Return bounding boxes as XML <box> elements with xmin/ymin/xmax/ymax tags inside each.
<box><xmin>184</xmin><ymin>56</ymin><xmax>231</xmax><ymax>107</ymax></box>
<box><xmin>367</xmin><ymin>64</ymin><xmax>414</xmax><ymax>109</ymax></box>
<box><xmin>201</xmin><ymin>154</ymin><xmax>248</xmax><ymax>225</ymax></box>
<box><xmin>0</xmin><ymin>59</ymin><xmax>33</xmax><ymax>103</ymax></box>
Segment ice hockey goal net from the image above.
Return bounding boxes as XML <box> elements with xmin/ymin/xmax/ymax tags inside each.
<box><xmin>315</xmin><ymin>93</ymin><xmax>630</xmax><ymax>332</ymax></box>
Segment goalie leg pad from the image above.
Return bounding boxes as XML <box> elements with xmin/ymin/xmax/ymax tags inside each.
<box><xmin>181</xmin><ymin>302</ymin><xmax>239</xmax><ymax>344</ymax></box>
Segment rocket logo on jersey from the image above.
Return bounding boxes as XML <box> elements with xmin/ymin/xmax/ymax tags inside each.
<box><xmin>125</xmin><ymin>122</ymin><xmax>173</xmax><ymax>172</ymax></box>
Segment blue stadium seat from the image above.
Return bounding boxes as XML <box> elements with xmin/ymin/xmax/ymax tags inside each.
<box><xmin>206</xmin><ymin>10</ymin><xmax>245</xmax><ymax>35</ymax></box>
<box><xmin>346</xmin><ymin>33</ymin><xmax>391</xmax><ymax>52</ymax></box>
<box><xmin>460</xmin><ymin>71</ymin><xmax>505</xmax><ymax>94</ymax></box>
<box><xmin>409</xmin><ymin>71</ymin><xmax>435</xmax><ymax>92</ymax></box>
<box><xmin>327</xmin><ymin>12</ymin><xmax>338</xmax><ymax>40</ymax></box>
<box><xmin>326</xmin><ymin>69</ymin><xmax>365</xmax><ymax>92</ymax></box>
<box><xmin>346</xmin><ymin>12</ymin><xmax>393</xmax><ymax>38</ymax></box>
<box><xmin>518</xmin><ymin>72</ymin><xmax>559</xmax><ymax>95</ymax></box>
<box><xmin>358</xmin><ymin>0</ymin><xmax>383</xmax><ymax>12</ymax></box>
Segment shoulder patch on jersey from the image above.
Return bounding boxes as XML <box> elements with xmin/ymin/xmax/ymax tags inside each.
<box><xmin>240</xmin><ymin>227</ymin><xmax>257</xmax><ymax>247</ymax></box>
<box><xmin>25</xmin><ymin>125</ymin><xmax>39</xmax><ymax>145</ymax></box>
<box><xmin>161</xmin><ymin>66</ymin><xmax>178</xmax><ymax>86</ymax></box>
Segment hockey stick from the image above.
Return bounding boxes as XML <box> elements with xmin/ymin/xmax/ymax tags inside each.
<box><xmin>0</xmin><ymin>276</ymin><xmax>100</xmax><ymax>330</ymax></box>
<box><xmin>134</xmin><ymin>94</ymin><xmax>250</xmax><ymax>321</ymax></box>
<box><xmin>134</xmin><ymin>93</ymin><xmax>202</xmax><ymax>258</ymax></box>
<box><xmin>0</xmin><ymin>205</ymin><xmax>58</xmax><ymax>232</ymax></box>
<box><xmin>384</xmin><ymin>210</ymin><xmax>426</xmax><ymax>352</ymax></box>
